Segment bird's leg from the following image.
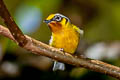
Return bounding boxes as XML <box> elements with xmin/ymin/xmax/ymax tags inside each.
<box><xmin>59</xmin><ymin>48</ymin><xmax>65</xmax><ymax>55</ymax></box>
<box><xmin>59</xmin><ymin>48</ymin><xmax>64</xmax><ymax>52</ymax></box>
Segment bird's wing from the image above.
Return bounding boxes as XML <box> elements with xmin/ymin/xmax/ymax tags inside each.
<box><xmin>72</xmin><ymin>24</ymin><xmax>84</xmax><ymax>37</ymax></box>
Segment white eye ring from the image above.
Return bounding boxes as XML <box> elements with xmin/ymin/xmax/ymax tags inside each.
<box><xmin>54</xmin><ymin>15</ymin><xmax>62</xmax><ymax>22</ymax></box>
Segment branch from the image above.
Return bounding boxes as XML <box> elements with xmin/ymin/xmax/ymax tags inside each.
<box><xmin>0</xmin><ymin>0</ymin><xmax>120</xmax><ymax>79</ymax></box>
<box><xmin>0</xmin><ymin>25</ymin><xmax>120</xmax><ymax>79</ymax></box>
<box><xmin>0</xmin><ymin>0</ymin><xmax>27</xmax><ymax>46</ymax></box>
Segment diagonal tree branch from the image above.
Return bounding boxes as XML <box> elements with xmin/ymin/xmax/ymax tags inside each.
<box><xmin>0</xmin><ymin>0</ymin><xmax>27</xmax><ymax>47</ymax></box>
<box><xmin>0</xmin><ymin>0</ymin><xmax>120</xmax><ymax>79</ymax></box>
<box><xmin>0</xmin><ymin>25</ymin><xmax>120</xmax><ymax>79</ymax></box>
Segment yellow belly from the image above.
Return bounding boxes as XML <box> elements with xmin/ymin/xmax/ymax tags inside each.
<box><xmin>49</xmin><ymin>28</ymin><xmax>80</xmax><ymax>54</ymax></box>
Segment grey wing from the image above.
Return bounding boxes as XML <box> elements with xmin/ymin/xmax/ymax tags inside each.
<box><xmin>74</xmin><ymin>27</ymin><xmax>84</xmax><ymax>39</ymax></box>
<box><xmin>72</xmin><ymin>25</ymin><xmax>84</xmax><ymax>38</ymax></box>
<box><xmin>79</xmin><ymin>29</ymin><xmax>84</xmax><ymax>38</ymax></box>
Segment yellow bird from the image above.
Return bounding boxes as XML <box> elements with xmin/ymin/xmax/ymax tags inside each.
<box><xmin>44</xmin><ymin>13</ymin><xmax>83</xmax><ymax>71</ymax></box>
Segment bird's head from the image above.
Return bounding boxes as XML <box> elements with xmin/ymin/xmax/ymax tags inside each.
<box><xmin>44</xmin><ymin>13</ymin><xmax>70</xmax><ymax>33</ymax></box>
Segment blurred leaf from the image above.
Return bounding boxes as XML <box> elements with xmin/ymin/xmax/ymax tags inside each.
<box><xmin>70</xmin><ymin>68</ymin><xmax>87</xmax><ymax>78</ymax></box>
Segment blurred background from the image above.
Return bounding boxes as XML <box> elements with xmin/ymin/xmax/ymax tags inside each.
<box><xmin>0</xmin><ymin>0</ymin><xmax>120</xmax><ymax>80</ymax></box>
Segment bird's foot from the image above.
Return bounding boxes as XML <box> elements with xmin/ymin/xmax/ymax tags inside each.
<box><xmin>59</xmin><ymin>48</ymin><xmax>65</xmax><ymax>55</ymax></box>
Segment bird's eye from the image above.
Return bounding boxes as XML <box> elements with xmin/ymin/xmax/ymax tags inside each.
<box><xmin>54</xmin><ymin>15</ymin><xmax>62</xmax><ymax>22</ymax></box>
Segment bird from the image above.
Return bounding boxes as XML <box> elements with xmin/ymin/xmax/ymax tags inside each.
<box><xmin>44</xmin><ymin>13</ymin><xmax>83</xmax><ymax>71</ymax></box>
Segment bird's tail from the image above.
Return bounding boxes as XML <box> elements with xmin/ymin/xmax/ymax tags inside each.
<box><xmin>53</xmin><ymin>61</ymin><xmax>65</xmax><ymax>71</ymax></box>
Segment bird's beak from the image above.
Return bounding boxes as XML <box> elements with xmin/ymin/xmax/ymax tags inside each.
<box><xmin>44</xmin><ymin>20</ymin><xmax>52</xmax><ymax>24</ymax></box>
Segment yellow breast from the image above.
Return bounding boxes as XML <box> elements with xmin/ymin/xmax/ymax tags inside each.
<box><xmin>49</xmin><ymin>27</ymin><xmax>80</xmax><ymax>54</ymax></box>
